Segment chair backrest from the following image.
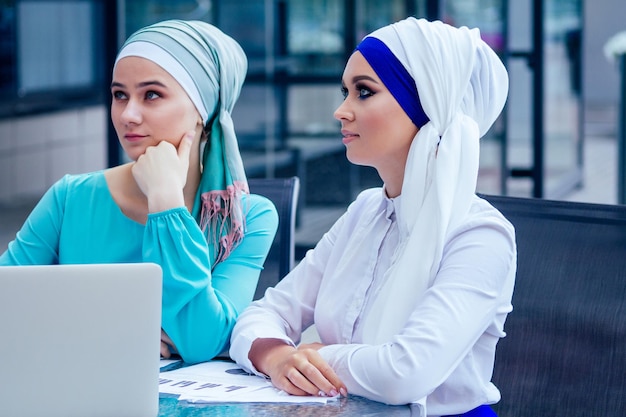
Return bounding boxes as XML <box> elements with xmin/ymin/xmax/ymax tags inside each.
<box><xmin>248</xmin><ymin>176</ymin><xmax>300</xmax><ymax>300</ymax></box>
<box><xmin>479</xmin><ymin>194</ymin><xmax>626</xmax><ymax>417</ymax></box>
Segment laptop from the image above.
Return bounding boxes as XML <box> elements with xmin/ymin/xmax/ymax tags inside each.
<box><xmin>0</xmin><ymin>263</ymin><xmax>162</xmax><ymax>417</ymax></box>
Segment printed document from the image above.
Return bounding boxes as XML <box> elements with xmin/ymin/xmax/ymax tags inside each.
<box><xmin>159</xmin><ymin>360</ymin><xmax>337</xmax><ymax>404</ymax></box>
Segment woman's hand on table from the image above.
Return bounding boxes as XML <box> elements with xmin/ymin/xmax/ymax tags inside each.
<box><xmin>249</xmin><ymin>338</ymin><xmax>347</xmax><ymax>398</ymax></box>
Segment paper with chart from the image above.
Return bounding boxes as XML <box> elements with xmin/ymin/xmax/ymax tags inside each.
<box><xmin>159</xmin><ymin>360</ymin><xmax>337</xmax><ymax>404</ymax></box>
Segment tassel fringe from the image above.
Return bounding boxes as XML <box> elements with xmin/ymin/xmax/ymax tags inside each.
<box><xmin>198</xmin><ymin>180</ymin><xmax>248</xmax><ymax>266</ymax></box>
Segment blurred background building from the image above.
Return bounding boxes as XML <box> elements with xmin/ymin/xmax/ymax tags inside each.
<box><xmin>0</xmin><ymin>0</ymin><xmax>624</xmax><ymax>252</ymax></box>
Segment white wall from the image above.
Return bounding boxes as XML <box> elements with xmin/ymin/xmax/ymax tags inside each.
<box><xmin>583</xmin><ymin>0</ymin><xmax>625</xmax><ymax>106</ymax></box>
<box><xmin>0</xmin><ymin>106</ymin><xmax>107</xmax><ymax>204</ymax></box>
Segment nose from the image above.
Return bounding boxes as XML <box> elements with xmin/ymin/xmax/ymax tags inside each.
<box><xmin>333</xmin><ymin>100</ymin><xmax>353</xmax><ymax>122</ymax></box>
<box><xmin>119</xmin><ymin>98</ymin><xmax>142</xmax><ymax>126</ymax></box>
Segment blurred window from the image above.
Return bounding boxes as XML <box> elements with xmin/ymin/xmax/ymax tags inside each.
<box><xmin>0</xmin><ymin>0</ymin><xmax>106</xmax><ymax>118</ymax></box>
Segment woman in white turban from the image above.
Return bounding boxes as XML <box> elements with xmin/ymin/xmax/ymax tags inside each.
<box><xmin>0</xmin><ymin>20</ymin><xmax>278</xmax><ymax>364</ymax></box>
<box><xmin>230</xmin><ymin>17</ymin><xmax>516</xmax><ymax>417</ymax></box>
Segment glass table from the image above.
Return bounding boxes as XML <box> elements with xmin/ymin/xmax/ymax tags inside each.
<box><xmin>159</xmin><ymin>394</ymin><xmax>413</xmax><ymax>416</ymax></box>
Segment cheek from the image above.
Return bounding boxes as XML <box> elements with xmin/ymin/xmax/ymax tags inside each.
<box><xmin>157</xmin><ymin>103</ymin><xmax>199</xmax><ymax>134</ymax></box>
<box><xmin>153</xmin><ymin>112</ymin><xmax>199</xmax><ymax>147</ymax></box>
<box><xmin>360</xmin><ymin>108</ymin><xmax>395</xmax><ymax>143</ymax></box>
<box><xmin>174</xmin><ymin>101</ymin><xmax>203</xmax><ymax>130</ymax></box>
<box><xmin>364</xmin><ymin>109</ymin><xmax>416</xmax><ymax>157</ymax></box>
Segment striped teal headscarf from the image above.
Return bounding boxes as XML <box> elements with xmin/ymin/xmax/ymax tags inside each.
<box><xmin>115</xmin><ymin>20</ymin><xmax>248</xmax><ymax>266</ymax></box>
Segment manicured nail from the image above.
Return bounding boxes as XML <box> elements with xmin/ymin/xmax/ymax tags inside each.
<box><xmin>317</xmin><ymin>390</ymin><xmax>327</xmax><ymax>397</ymax></box>
<box><xmin>340</xmin><ymin>388</ymin><xmax>348</xmax><ymax>397</ymax></box>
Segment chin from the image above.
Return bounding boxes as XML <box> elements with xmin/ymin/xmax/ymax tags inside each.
<box><xmin>345</xmin><ymin>152</ymin><xmax>371</xmax><ymax>168</ymax></box>
<box><xmin>121</xmin><ymin>144</ymin><xmax>146</xmax><ymax>160</ymax></box>
<box><xmin>345</xmin><ymin>149</ymin><xmax>358</xmax><ymax>164</ymax></box>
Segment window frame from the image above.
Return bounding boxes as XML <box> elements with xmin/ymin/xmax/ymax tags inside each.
<box><xmin>0</xmin><ymin>0</ymin><xmax>109</xmax><ymax>119</ymax></box>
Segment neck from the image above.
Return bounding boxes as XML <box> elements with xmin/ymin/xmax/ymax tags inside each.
<box><xmin>184</xmin><ymin>137</ymin><xmax>203</xmax><ymax>211</ymax></box>
<box><xmin>383</xmin><ymin>178</ymin><xmax>403</xmax><ymax>198</ymax></box>
<box><xmin>378</xmin><ymin>163</ymin><xmax>405</xmax><ymax>198</ymax></box>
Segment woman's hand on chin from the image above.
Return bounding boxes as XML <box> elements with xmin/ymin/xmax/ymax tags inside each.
<box><xmin>132</xmin><ymin>131</ymin><xmax>194</xmax><ymax>212</ymax></box>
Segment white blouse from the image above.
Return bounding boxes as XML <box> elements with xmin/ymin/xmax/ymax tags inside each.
<box><xmin>230</xmin><ymin>188</ymin><xmax>516</xmax><ymax>416</ymax></box>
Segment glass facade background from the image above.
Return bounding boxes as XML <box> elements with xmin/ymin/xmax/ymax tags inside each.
<box><xmin>0</xmin><ymin>0</ymin><xmax>106</xmax><ymax>116</ymax></box>
<box><xmin>543</xmin><ymin>0</ymin><xmax>583</xmax><ymax>198</ymax></box>
<box><xmin>0</xmin><ymin>2</ymin><xmax>16</xmax><ymax>98</ymax></box>
<box><xmin>121</xmin><ymin>0</ymin><xmax>429</xmax><ymax>204</ymax></box>
<box><xmin>506</xmin><ymin>0</ymin><xmax>583</xmax><ymax>198</ymax></box>
<box><xmin>119</xmin><ymin>0</ymin><xmax>584</xmax><ymax>201</ymax></box>
<box><xmin>0</xmin><ymin>0</ymin><xmax>586</xmax><ymax>203</ymax></box>
<box><xmin>18</xmin><ymin>2</ymin><xmax>95</xmax><ymax>94</ymax></box>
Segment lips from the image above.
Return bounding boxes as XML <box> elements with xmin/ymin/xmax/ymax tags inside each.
<box><xmin>124</xmin><ymin>133</ymin><xmax>146</xmax><ymax>142</ymax></box>
<box><xmin>341</xmin><ymin>129</ymin><xmax>359</xmax><ymax>145</ymax></box>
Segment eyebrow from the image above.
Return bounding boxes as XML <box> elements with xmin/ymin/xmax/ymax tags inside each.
<box><xmin>110</xmin><ymin>80</ymin><xmax>168</xmax><ymax>89</ymax></box>
<box><xmin>350</xmin><ymin>75</ymin><xmax>379</xmax><ymax>84</ymax></box>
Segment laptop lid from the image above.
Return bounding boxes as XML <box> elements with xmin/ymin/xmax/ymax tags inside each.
<box><xmin>0</xmin><ymin>263</ymin><xmax>162</xmax><ymax>417</ymax></box>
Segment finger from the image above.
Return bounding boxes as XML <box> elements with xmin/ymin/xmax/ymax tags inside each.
<box><xmin>273</xmin><ymin>375</ymin><xmax>309</xmax><ymax>396</ymax></box>
<box><xmin>177</xmin><ymin>130</ymin><xmax>195</xmax><ymax>161</ymax></box>
<box><xmin>303</xmin><ymin>350</ymin><xmax>347</xmax><ymax>396</ymax></box>
<box><xmin>296</xmin><ymin>360</ymin><xmax>339</xmax><ymax>396</ymax></box>
<box><xmin>283</xmin><ymin>367</ymin><xmax>323</xmax><ymax>396</ymax></box>
<box><xmin>160</xmin><ymin>341</ymin><xmax>171</xmax><ymax>358</ymax></box>
<box><xmin>316</xmin><ymin>362</ymin><xmax>347</xmax><ymax>396</ymax></box>
<box><xmin>162</xmin><ymin>333</ymin><xmax>179</xmax><ymax>354</ymax></box>
<box><xmin>161</xmin><ymin>329</ymin><xmax>173</xmax><ymax>345</ymax></box>
<box><xmin>284</xmin><ymin>357</ymin><xmax>341</xmax><ymax>397</ymax></box>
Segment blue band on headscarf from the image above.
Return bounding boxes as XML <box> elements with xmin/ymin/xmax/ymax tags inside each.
<box><xmin>355</xmin><ymin>36</ymin><xmax>429</xmax><ymax>128</ymax></box>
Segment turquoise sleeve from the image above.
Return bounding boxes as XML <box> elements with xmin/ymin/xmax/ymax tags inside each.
<box><xmin>144</xmin><ymin>195</ymin><xmax>278</xmax><ymax>363</ymax></box>
<box><xmin>0</xmin><ymin>178</ymin><xmax>67</xmax><ymax>265</ymax></box>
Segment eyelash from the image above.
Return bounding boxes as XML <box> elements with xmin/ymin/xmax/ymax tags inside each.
<box><xmin>340</xmin><ymin>84</ymin><xmax>375</xmax><ymax>100</ymax></box>
<box><xmin>111</xmin><ymin>90</ymin><xmax>161</xmax><ymax>101</ymax></box>
<box><xmin>112</xmin><ymin>90</ymin><xmax>125</xmax><ymax>100</ymax></box>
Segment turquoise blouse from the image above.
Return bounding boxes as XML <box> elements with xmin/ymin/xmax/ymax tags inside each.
<box><xmin>0</xmin><ymin>171</ymin><xmax>278</xmax><ymax>364</ymax></box>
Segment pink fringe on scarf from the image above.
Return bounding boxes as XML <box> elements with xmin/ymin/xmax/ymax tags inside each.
<box><xmin>198</xmin><ymin>180</ymin><xmax>249</xmax><ymax>266</ymax></box>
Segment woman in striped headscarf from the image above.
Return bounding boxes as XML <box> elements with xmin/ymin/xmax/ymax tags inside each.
<box><xmin>0</xmin><ymin>20</ymin><xmax>278</xmax><ymax>364</ymax></box>
<box><xmin>230</xmin><ymin>17</ymin><xmax>516</xmax><ymax>417</ymax></box>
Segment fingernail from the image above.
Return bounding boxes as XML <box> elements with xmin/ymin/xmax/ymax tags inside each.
<box><xmin>329</xmin><ymin>389</ymin><xmax>339</xmax><ymax>397</ymax></box>
<box><xmin>317</xmin><ymin>390</ymin><xmax>327</xmax><ymax>397</ymax></box>
<box><xmin>340</xmin><ymin>388</ymin><xmax>348</xmax><ymax>397</ymax></box>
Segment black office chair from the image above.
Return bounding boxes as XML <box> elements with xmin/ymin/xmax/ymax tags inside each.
<box><xmin>248</xmin><ymin>176</ymin><xmax>300</xmax><ymax>300</ymax></box>
<box><xmin>480</xmin><ymin>194</ymin><xmax>626</xmax><ymax>417</ymax></box>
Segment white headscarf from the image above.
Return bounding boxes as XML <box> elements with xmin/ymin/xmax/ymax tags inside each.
<box><xmin>359</xmin><ymin>18</ymin><xmax>509</xmax><ymax>344</ymax></box>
